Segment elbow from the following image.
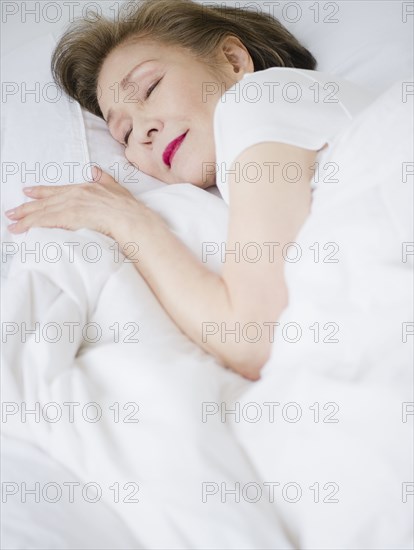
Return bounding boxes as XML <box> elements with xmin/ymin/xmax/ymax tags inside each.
<box><xmin>239</xmin><ymin>364</ymin><xmax>262</xmax><ymax>382</ymax></box>
<box><xmin>223</xmin><ymin>343</ymin><xmax>271</xmax><ymax>381</ymax></box>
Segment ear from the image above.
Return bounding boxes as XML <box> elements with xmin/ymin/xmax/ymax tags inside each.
<box><xmin>220</xmin><ymin>35</ymin><xmax>254</xmax><ymax>78</ymax></box>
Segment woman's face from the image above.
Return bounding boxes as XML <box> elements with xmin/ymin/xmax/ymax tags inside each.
<box><xmin>97</xmin><ymin>38</ymin><xmax>251</xmax><ymax>188</ymax></box>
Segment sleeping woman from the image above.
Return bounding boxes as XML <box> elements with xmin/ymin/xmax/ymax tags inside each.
<box><xmin>5</xmin><ymin>0</ymin><xmax>373</xmax><ymax>380</ymax></box>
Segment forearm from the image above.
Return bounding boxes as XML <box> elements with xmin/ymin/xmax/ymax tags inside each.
<box><xmin>114</xmin><ymin>205</ymin><xmax>265</xmax><ymax>379</ymax></box>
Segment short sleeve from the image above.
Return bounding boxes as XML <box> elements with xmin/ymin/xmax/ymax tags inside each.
<box><xmin>213</xmin><ymin>67</ymin><xmax>375</xmax><ymax>204</ymax></box>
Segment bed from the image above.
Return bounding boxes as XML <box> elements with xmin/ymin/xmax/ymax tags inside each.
<box><xmin>1</xmin><ymin>1</ymin><xmax>413</xmax><ymax>548</ymax></box>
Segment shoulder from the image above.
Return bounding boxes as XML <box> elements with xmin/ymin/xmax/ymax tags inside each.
<box><xmin>212</xmin><ymin>67</ymin><xmax>348</xmax><ymax>163</ymax></box>
<box><xmin>212</xmin><ymin>65</ymin><xmax>365</xmax><ymax>144</ymax></box>
<box><xmin>214</xmin><ymin>67</ymin><xmax>373</xmax><ymax>124</ymax></box>
<box><xmin>213</xmin><ymin>67</ymin><xmax>335</xmax><ymax>120</ymax></box>
<box><xmin>212</xmin><ymin>67</ymin><xmax>373</xmax><ymax>204</ymax></box>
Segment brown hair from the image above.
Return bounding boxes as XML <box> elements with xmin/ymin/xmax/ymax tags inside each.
<box><xmin>51</xmin><ymin>0</ymin><xmax>317</xmax><ymax>119</ymax></box>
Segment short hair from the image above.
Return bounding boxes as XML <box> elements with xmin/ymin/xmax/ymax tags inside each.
<box><xmin>51</xmin><ymin>0</ymin><xmax>317</xmax><ymax>119</ymax></box>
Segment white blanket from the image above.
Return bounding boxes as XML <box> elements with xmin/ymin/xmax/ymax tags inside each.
<box><xmin>2</xmin><ymin>80</ymin><xmax>413</xmax><ymax>549</ymax></box>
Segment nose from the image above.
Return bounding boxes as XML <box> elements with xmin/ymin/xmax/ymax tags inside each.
<box><xmin>134</xmin><ymin>116</ymin><xmax>163</xmax><ymax>145</ymax></box>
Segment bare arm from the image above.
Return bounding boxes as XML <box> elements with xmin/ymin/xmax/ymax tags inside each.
<box><xmin>115</xmin><ymin>141</ymin><xmax>317</xmax><ymax>380</ymax></box>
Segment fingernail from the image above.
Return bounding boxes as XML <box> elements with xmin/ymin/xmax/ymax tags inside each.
<box><xmin>23</xmin><ymin>187</ymin><xmax>33</xmax><ymax>193</ymax></box>
<box><xmin>5</xmin><ymin>209</ymin><xmax>15</xmax><ymax>216</ymax></box>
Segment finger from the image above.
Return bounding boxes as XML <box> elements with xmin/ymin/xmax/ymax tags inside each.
<box><xmin>23</xmin><ymin>184</ymin><xmax>79</xmax><ymax>198</ymax></box>
<box><xmin>7</xmin><ymin>204</ymin><xmax>81</xmax><ymax>234</ymax></box>
<box><xmin>5</xmin><ymin>193</ymin><xmax>69</xmax><ymax>221</ymax></box>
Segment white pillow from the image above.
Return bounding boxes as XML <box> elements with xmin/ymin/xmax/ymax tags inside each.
<box><xmin>269</xmin><ymin>0</ymin><xmax>413</xmax><ymax>96</ymax></box>
<box><xmin>1</xmin><ymin>33</ymin><xmax>91</xmax><ymax>249</ymax></box>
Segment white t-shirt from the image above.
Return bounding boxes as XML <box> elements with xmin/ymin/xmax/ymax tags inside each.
<box><xmin>213</xmin><ymin>67</ymin><xmax>375</xmax><ymax>204</ymax></box>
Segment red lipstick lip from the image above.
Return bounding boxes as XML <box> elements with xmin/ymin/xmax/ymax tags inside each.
<box><xmin>163</xmin><ymin>131</ymin><xmax>188</xmax><ymax>167</ymax></box>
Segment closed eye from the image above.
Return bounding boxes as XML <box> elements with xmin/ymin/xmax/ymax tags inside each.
<box><xmin>123</xmin><ymin>78</ymin><xmax>162</xmax><ymax>147</ymax></box>
<box><xmin>145</xmin><ymin>78</ymin><xmax>161</xmax><ymax>99</ymax></box>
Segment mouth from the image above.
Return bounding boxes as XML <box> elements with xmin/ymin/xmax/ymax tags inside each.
<box><xmin>163</xmin><ymin>131</ymin><xmax>188</xmax><ymax>168</ymax></box>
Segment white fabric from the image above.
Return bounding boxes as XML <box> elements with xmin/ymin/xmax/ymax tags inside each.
<box><xmin>270</xmin><ymin>0</ymin><xmax>413</xmax><ymax>98</ymax></box>
<box><xmin>214</xmin><ymin>67</ymin><xmax>376</xmax><ymax>204</ymax></box>
<box><xmin>1</xmin><ymin>435</ymin><xmax>140</xmax><ymax>549</ymax></box>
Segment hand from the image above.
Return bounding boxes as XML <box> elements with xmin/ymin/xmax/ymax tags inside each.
<box><xmin>5</xmin><ymin>167</ymin><xmax>149</xmax><ymax>242</ymax></box>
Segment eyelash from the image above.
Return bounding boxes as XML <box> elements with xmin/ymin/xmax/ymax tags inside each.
<box><xmin>123</xmin><ymin>78</ymin><xmax>161</xmax><ymax>146</ymax></box>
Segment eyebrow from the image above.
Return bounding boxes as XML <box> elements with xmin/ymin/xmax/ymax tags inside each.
<box><xmin>104</xmin><ymin>59</ymin><xmax>156</xmax><ymax>131</ymax></box>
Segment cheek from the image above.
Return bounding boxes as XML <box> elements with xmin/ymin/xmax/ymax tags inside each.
<box><xmin>124</xmin><ymin>148</ymin><xmax>148</xmax><ymax>175</ymax></box>
<box><xmin>173</xmin><ymin>78</ymin><xmax>214</xmax><ymax>115</ymax></box>
<box><xmin>124</xmin><ymin>149</ymin><xmax>135</xmax><ymax>168</ymax></box>
<box><xmin>182</xmin><ymin>141</ymin><xmax>217</xmax><ymax>184</ymax></box>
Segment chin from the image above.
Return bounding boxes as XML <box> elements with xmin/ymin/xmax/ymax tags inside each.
<box><xmin>194</xmin><ymin>180</ymin><xmax>215</xmax><ymax>190</ymax></box>
<box><xmin>189</xmin><ymin>177</ymin><xmax>217</xmax><ymax>190</ymax></box>
<box><xmin>170</xmin><ymin>168</ymin><xmax>216</xmax><ymax>189</ymax></box>
<box><xmin>169</xmin><ymin>179</ymin><xmax>212</xmax><ymax>190</ymax></box>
